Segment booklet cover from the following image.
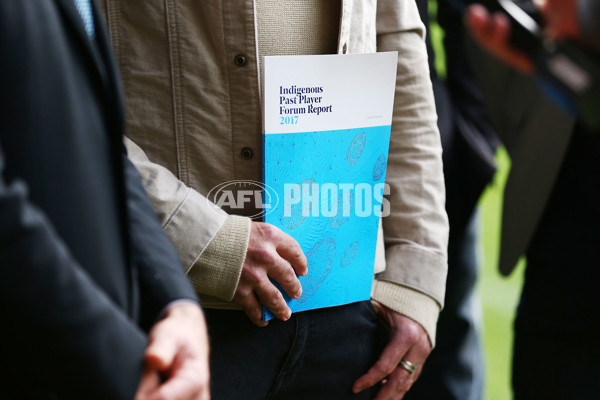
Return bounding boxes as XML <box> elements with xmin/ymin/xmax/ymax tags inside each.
<box><xmin>262</xmin><ymin>52</ymin><xmax>398</xmax><ymax>320</ymax></box>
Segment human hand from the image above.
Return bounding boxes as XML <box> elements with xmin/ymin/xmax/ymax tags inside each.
<box><xmin>466</xmin><ymin>4</ymin><xmax>535</xmax><ymax>73</ymax></box>
<box><xmin>466</xmin><ymin>0</ymin><xmax>587</xmax><ymax>73</ymax></box>
<box><xmin>353</xmin><ymin>301</ymin><xmax>432</xmax><ymax>400</ymax></box>
<box><xmin>234</xmin><ymin>221</ymin><xmax>308</xmax><ymax>326</ymax></box>
<box><xmin>535</xmin><ymin>0</ymin><xmax>581</xmax><ymax>41</ymax></box>
<box><xmin>135</xmin><ymin>303</ymin><xmax>210</xmax><ymax>400</ymax></box>
<box><xmin>536</xmin><ymin>0</ymin><xmax>583</xmax><ymax>41</ymax></box>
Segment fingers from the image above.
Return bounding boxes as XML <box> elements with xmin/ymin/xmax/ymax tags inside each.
<box><xmin>145</xmin><ymin>368</ymin><xmax>209</xmax><ymax>400</ymax></box>
<box><xmin>466</xmin><ymin>5</ymin><xmax>508</xmax><ymax>49</ymax></box>
<box><xmin>234</xmin><ymin>289</ymin><xmax>268</xmax><ymax>327</ymax></box>
<box><xmin>352</xmin><ymin>329</ymin><xmax>410</xmax><ymax>394</ymax></box>
<box><xmin>465</xmin><ymin>4</ymin><xmax>492</xmax><ymax>36</ymax></box>
<box><xmin>353</xmin><ymin>305</ymin><xmax>432</xmax><ymax>399</ymax></box>
<box><xmin>250</xmin><ymin>235</ymin><xmax>303</xmax><ymax>300</ymax></box>
<box><xmin>134</xmin><ymin>368</ymin><xmax>161</xmax><ymax>400</ymax></box>
<box><xmin>275</xmin><ymin>232</ymin><xmax>308</xmax><ymax>277</ymax></box>
<box><xmin>237</xmin><ymin>256</ymin><xmax>292</xmax><ymax>322</ymax></box>
<box><xmin>543</xmin><ymin>0</ymin><xmax>581</xmax><ymax>40</ymax></box>
<box><xmin>373</xmin><ymin>346</ymin><xmax>426</xmax><ymax>400</ymax></box>
<box><xmin>142</xmin><ymin>304</ymin><xmax>210</xmax><ymax>400</ymax></box>
<box><xmin>466</xmin><ymin>4</ymin><xmax>534</xmax><ymax>72</ymax></box>
<box><xmin>145</xmin><ymin>375</ymin><xmax>209</xmax><ymax>400</ymax></box>
<box><xmin>235</xmin><ymin>222</ymin><xmax>308</xmax><ymax>324</ymax></box>
<box><xmin>145</xmin><ymin>326</ymin><xmax>178</xmax><ymax>372</ymax></box>
<box><xmin>267</xmin><ymin>256</ymin><xmax>303</xmax><ymax>300</ymax></box>
<box><xmin>255</xmin><ymin>279</ymin><xmax>291</xmax><ymax>321</ymax></box>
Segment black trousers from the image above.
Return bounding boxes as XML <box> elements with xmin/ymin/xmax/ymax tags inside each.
<box><xmin>205</xmin><ymin>301</ymin><xmax>387</xmax><ymax>400</ymax></box>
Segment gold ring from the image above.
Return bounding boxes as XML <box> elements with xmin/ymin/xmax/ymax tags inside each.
<box><xmin>399</xmin><ymin>359</ymin><xmax>417</xmax><ymax>375</ymax></box>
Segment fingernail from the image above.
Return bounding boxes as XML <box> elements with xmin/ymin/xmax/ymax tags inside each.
<box><xmin>294</xmin><ymin>289</ymin><xmax>302</xmax><ymax>299</ymax></box>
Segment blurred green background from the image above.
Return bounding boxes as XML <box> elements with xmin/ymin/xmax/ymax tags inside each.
<box><xmin>478</xmin><ymin>149</ymin><xmax>525</xmax><ymax>400</ymax></box>
<box><xmin>428</xmin><ymin>4</ymin><xmax>526</xmax><ymax>399</ymax></box>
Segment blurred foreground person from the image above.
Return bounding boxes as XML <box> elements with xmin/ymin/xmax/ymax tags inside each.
<box><xmin>0</xmin><ymin>1</ymin><xmax>209</xmax><ymax>399</ymax></box>
<box><xmin>465</xmin><ymin>1</ymin><xmax>600</xmax><ymax>398</ymax></box>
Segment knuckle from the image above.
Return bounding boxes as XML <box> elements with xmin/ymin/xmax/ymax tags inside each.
<box><xmin>254</xmin><ymin>248</ymin><xmax>275</xmax><ymax>264</ymax></box>
<box><xmin>376</xmin><ymin>361</ymin><xmax>396</xmax><ymax>376</ymax></box>
<box><xmin>289</xmin><ymin>246</ymin><xmax>304</xmax><ymax>261</ymax></box>
<box><xmin>235</xmin><ymin>285</ymin><xmax>252</xmax><ymax>299</ymax></box>
<box><xmin>264</xmin><ymin>291</ymin><xmax>284</xmax><ymax>310</ymax></box>
<box><xmin>281</xmin><ymin>269</ymin><xmax>297</xmax><ymax>286</ymax></box>
<box><xmin>257</xmin><ymin>282</ymin><xmax>277</xmax><ymax>299</ymax></box>
<box><xmin>404</xmin><ymin>325</ymin><xmax>420</xmax><ymax>344</ymax></box>
<box><xmin>267</xmin><ymin>293</ymin><xmax>284</xmax><ymax>310</ymax></box>
<box><xmin>267</xmin><ymin>300</ymin><xmax>284</xmax><ymax>313</ymax></box>
<box><xmin>243</xmin><ymin>267</ymin><xmax>263</xmax><ymax>285</ymax></box>
<box><xmin>262</xmin><ymin>223</ymin><xmax>279</xmax><ymax>240</ymax></box>
<box><xmin>294</xmin><ymin>253</ymin><xmax>308</xmax><ymax>271</ymax></box>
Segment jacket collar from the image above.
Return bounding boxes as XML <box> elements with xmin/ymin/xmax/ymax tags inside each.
<box><xmin>53</xmin><ymin>0</ymin><xmax>125</xmax><ymax>136</ymax></box>
<box><xmin>54</xmin><ymin>0</ymin><xmax>110</xmax><ymax>91</ymax></box>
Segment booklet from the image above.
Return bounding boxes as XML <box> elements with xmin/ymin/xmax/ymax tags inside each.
<box><xmin>262</xmin><ymin>52</ymin><xmax>398</xmax><ymax>320</ymax></box>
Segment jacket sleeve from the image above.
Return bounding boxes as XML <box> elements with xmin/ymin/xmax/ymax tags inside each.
<box><xmin>0</xmin><ymin>145</ymin><xmax>147</xmax><ymax>400</ymax></box>
<box><xmin>121</xmin><ymin>151</ymin><xmax>200</xmax><ymax>328</ymax></box>
<box><xmin>125</xmin><ymin>138</ymin><xmax>251</xmax><ymax>302</ymax></box>
<box><xmin>373</xmin><ymin>0</ymin><xmax>450</xmax><ymax>346</ymax></box>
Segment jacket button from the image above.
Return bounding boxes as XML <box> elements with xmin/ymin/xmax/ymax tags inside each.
<box><xmin>234</xmin><ymin>54</ymin><xmax>247</xmax><ymax>67</ymax></box>
<box><xmin>241</xmin><ymin>147</ymin><xmax>254</xmax><ymax>160</ymax></box>
<box><xmin>342</xmin><ymin>43</ymin><xmax>348</xmax><ymax>54</ymax></box>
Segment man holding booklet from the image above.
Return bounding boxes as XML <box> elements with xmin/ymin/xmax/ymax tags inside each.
<box><xmin>100</xmin><ymin>1</ymin><xmax>448</xmax><ymax>398</ymax></box>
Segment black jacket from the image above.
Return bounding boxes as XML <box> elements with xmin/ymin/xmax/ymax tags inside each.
<box><xmin>416</xmin><ymin>0</ymin><xmax>499</xmax><ymax>232</ymax></box>
<box><xmin>0</xmin><ymin>1</ymin><xmax>197</xmax><ymax>398</ymax></box>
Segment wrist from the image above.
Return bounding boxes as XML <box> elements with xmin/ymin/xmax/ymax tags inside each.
<box><xmin>163</xmin><ymin>300</ymin><xmax>202</xmax><ymax>320</ymax></box>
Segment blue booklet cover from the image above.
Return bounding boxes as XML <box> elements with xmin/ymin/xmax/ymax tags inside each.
<box><xmin>262</xmin><ymin>53</ymin><xmax>398</xmax><ymax>320</ymax></box>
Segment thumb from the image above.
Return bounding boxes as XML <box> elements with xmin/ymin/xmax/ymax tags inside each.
<box><xmin>145</xmin><ymin>334</ymin><xmax>178</xmax><ymax>372</ymax></box>
<box><xmin>134</xmin><ymin>367</ymin><xmax>161</xmax><ymax>400</ymax></box>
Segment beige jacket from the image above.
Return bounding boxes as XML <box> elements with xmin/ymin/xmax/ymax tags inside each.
<box><xmin>101</xmin><ymin>0</ymin><xmax>448</xmax><ymax>344</ymax></box>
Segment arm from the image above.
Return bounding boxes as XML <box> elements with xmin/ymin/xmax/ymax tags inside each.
<box><xmin>374</xmin><ymin>0</ymin><xmax>448</xmax><ymax>347</ymax></box>
<box><xmin>354</xmin><ymin>1</ymin><xmax>449</xmax><ymax>398</ymax></box>
<box><xmin>121</xmin><ymin>150</ymin><xmax>199</xmax><ymax>324</ymax></box>
<box><xmin>125</xmin><ymin>138</ymin><xmax>307</xmax><ymax>325</ymax></box>
<box><xmin>0</xmin><ymin>145</ymin><xmax>147</xmax><ymax>400</ymax></box>
<box><xmin>122</xmin><ymin>151</ymin><xmax>210</xmax><ymax>400</ymax></box>
<box><xmin>97</xmin><ymin>0</ymin><xmax>244</xmax><ymax>301</ymax></box>
<box><xmin>99</xmin><ymin>1</ymin><xmax>306</xmax><ymax>323</ymax></box>
<box><xmin>125</xmin><ymin>138</ymin><xmax>245</xmax><ymax>302</ymax></box>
